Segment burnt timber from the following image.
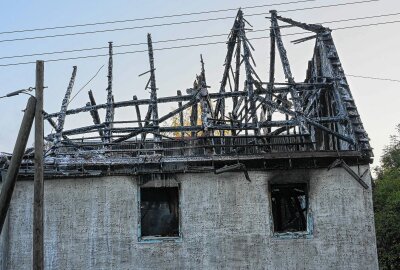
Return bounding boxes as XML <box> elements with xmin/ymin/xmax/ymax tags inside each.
<box><xmin>0</xmin><ymin>10</ymin><xmax>372</xmax><ymax>179</ymax></box>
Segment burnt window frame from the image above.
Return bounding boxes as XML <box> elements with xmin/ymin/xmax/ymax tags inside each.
<box><xmin>269</xmin><ymin>183</ymin><xmax>313</xmax><ymax>238</ymax></box>
<box><xmin>138</xmin><ymin>184</ymin><xmax>181</xmax><ymax>243</ymax></box>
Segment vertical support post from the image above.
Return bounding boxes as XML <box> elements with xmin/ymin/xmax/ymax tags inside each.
<box><xmin>133</xmin><ymin>95</ymin><xmax>143</xmax><ymax>153</ymax></box>
<box><xmin>199</xmin><ymin>55</ymin><xmax>209</xmax><ymax>136</ymax></box>
<box><xmin>239</xmin><ymin>11</ymin><xmax>259</xmax><ymax>136</ymax></box>
<box><xmin>244</xmin><ymin>97</ymin><xmax>249</xmax><ymax>136</ymax></box>
<box><xmin>33</xmin><ymin>60</ymin><xmax>44</xmax><ymax>270</ymax></box>
<box><xmin>177</xmin><ymin>90</ymin><xmax>185</xmax><ymax>155</ymax></box>
<box><xmin>267</xmin><ymin>22</ymin><xmax>276</xmax><ymax>135</ymax></box>
<box><xmin>199</xmin><ymin>55</ymin><xmax>213</xmax><ymax>154</ymax></box>
<box><xmin>147</xmin><ymin>34</ymin><xmax>161</xmax><ymax>150</ymax></box>
<box><xmin>0</xmin><ymin>96</ymin><xmax>36</xmax><ymax>234</ymax></box>
<box><xmin>233</xmin><ymin>34</ymin><xmax>241</xmax><ymax>117</ymax></box>
<box><xmin>104</xmin><ymin>42</ymin><xmax>114</xmax><ymax>145</ymax></box>
<box><xmin>190</xmin><ymin>94</ymin><xmax>198</xmax><ymax>139</ymax></box>
<box><xmin>177</xmin><ymin>91</ymin><xmax>184</xmax><ymax>138</ymax></box>
<box><xmin>132</xmin><ymin>96</ymin><xmax>143</xmax><ymax>130</ymax></box>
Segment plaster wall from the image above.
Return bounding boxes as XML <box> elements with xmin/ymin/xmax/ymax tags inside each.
<box><xmin>0</xmin><ymin>166</ymin><xmax>378</xmax><ymax>269</ymax></box>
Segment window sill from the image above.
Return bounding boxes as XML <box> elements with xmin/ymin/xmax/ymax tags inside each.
<box><xmin>138</xmin><ymin>236</ymin><xmax>182</xmax><ymax>243</ymax></box>
<box><xmin>272</xmin><ymin>231</ymin><xmax>312</xmax><ymax>239</ymax></box>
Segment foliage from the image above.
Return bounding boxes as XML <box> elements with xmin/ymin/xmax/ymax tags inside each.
<box><xmin>163</xmin><ymin>105</ymin><xmax>230</xmax><ymax>138</ymax></box>
<box><xmin>163</xmin><ymin>106</ymin><xmax>202</xmax><ymax>138</ymax></box>
<box><xmin>373</xmin><ymin>124</ymin><xmax>400</xmax><ymax>269</ymax></box>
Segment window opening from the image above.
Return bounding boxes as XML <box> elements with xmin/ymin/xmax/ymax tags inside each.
<box><xmin>271</xmin><ymin>184</ymin><xmax>308</xmax><ymax>233</ymax></box>
<box><xmin>140</xmin><ymin>187</ymin><xmax>179</xmax><ymax>238</ymax></box>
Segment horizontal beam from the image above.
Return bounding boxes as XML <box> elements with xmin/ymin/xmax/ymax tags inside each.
<box><xmin>53</xmin><ymin>115</ymin><xmax>345</xmax><ymax>138</ymax></box>
<box><xmin>17</xmin><ymin>150</ymin><xmax>369</xmax><ymax>168</ymax></box>
<box><xmin>44</xmin><ymin>84</ymin><xmax>329</xmax><ymax>119</ymax></box>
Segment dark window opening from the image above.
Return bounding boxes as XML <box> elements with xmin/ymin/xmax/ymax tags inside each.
<box><xmin>140</xmin><ymin>187</ymin><xmax>179</xmax><ymax>238</ymax></box>
<box><xmin>271</xmin><ymin>184</ymin><xmax>308</xmax><ymax>233</ymax></box>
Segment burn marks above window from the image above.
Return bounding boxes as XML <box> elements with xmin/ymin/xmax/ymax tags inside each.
<box><xmin>140</xmin><ymin>187</ymin><xmax>180</xmax><ymax>239</ymax></box>
<box><xmin>270</xmin><ymin>184</ymin><xmax>308</xmax><ymax>233</ymax></box>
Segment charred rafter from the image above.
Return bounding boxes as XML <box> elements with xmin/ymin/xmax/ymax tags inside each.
<box><xmin>11</xmin><ymin>9</ymin><xmax>372</xmax><ymax>178</ymax></box>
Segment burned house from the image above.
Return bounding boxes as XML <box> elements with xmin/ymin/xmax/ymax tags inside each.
<box><xmin>0</xmin><ymin>10</ymin><xmax>378</xmax><ymax>269</ymax></box>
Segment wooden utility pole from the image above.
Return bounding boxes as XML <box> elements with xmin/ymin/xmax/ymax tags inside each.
<box><xmin>0</xmin><ymin>96</ymin><xmax>36</xmax><ymax>234</ymax></box>
<box><xmin>33</xmin><ymin>60</ymin><xmax>44</xmax><ymax>270</ymax></box>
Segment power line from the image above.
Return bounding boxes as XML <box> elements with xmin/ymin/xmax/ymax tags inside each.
<box><xmin>278</xmin><ymin>11</ymin><xmax>400</xmax><ymax>28</ymax></box>
<box><xmin>1</xmin><ymin>10</ymin><xmax>398</xmax><ymax>61</ymax></box>
<box><xmin>0</xmin><ymin>32</ymin><xmax>244</xmax><ymax>60</ymax></box>
<box><xmin>0</xmin><ymin>14</ymin><xmax>254</xmax><ymax>44</ymax></box>
<box><xmin>345</xmin><ymin>74</ymin><xmax>400</xmax><ymax>83</ymax></box>
<box><xmin>0</xmin><ymin>0</ymin><xmax>379</xmax><ymax>44</ymax></box>
<box><xmin>0</xmin><ymin>0</ymin><xmax>318</xmax><ymax>35</ymax></box>
<box><xmin>320</xmin><ymin>11</ymin><xmax>400</xmax><ymax>24</ymax></box>
<box><xmin>1</xmin><ymin>17</ymin><xmax>398</xmax><ymax>68</ymax></box>
<box><xmin>279</xmin><ymin>0</ymin><xmax>378</xmax><ymax>13</ymax></box>
<box><xmin>333</xmin><ymin>19</ymin><xmax>400</xmax><ymax>30</ymax></box>
<box><xmin>0</xmin><ymin>35</ymin><xmax>281</xmax><ymax>67</ymax></box>
<box><xmin>2</xmin><ymin>16</ymin><xmax>399</xmax><ymax>68</ymax></box>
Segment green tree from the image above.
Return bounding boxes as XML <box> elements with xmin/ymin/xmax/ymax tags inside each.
<box><xmin>373</xmin><ymin>124</ymin><xmax>400</xmax><ymax>269</ymax></box>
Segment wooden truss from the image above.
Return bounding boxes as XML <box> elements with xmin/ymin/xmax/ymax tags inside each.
<box><xmin>10</xmin><ymin>9</ymin><xmax>372</xmax><ymax>177</ymax></box>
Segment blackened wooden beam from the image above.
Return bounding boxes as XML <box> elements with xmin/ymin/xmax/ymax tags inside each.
<box><xmin>160</xmin><ymin>98</ymin><xmax>197</xmax><ymax>124</ymax></box>
<box><xmin>57</xmin><ymin>114</ymin><xmax>343</xmax><ymax>138</ymax></box>
<box><xmin>199</xmin><ymin>55</ymin><xmax>210</xmax><ymax>135</ymax></box>
<box><xmin>147</xmin><ymin>33</ymin><xmax>161</xmax><ymax>146</ymax></box>
<box><xmin>133</xmin><ymin>95</ymin><xmax>143</xmax><ymax>129</ymax></box>
<box><xmin>291</xmin><ymin>34</ymin><xmax>318</xmax><ymax>44</ymax></box>
<box><xmin>55</xmin><ymin>66</ymin><xmax>77</xmax><ymax>139</ymax></box>
<box><xmin>57</xmin><ymin>123</ymin><xmax>106</xmax><ymax>136</ymax></box>
<box><xmin>270</xmin><ymin>11</ymin><xmax>293</xmax><ymax>84</ymax></box>
<box><xmin>328</xmin><ymin>159</ymin><xmax>368</xmax><ymax>189</ymax></box>
<box><xmin>267</xmin><ymin>21</ymin><xmax>276</xmax><ymax>134</ymax></box>
<box><xmin>239</xmin><ymin>12</ymin><xmax>259</xmax><ymax>136</ymax></box>
<box><xmin>104</xmin><ymin>42</ymin><xmax>114</xmax><ymax>144</ymax></box>
<box><xmin>214</xmin><ymin>9</ymin><xmax>242</xmax><ymax>118</ymax></box>
<box><xmin>0</xmin><ymin>96</ymin><xmax>36</xmax><ymax>234</ymax></box>
<box><xmin>177</xmin><ymin>90</ymin><xmax>184</xmax><ymax>138</ymax></box>
<box><xmin>199</xmin><ymin>55</ymin><xmax>214</xmax><ymax>154</ymax></box>
<box><xmin>109</xmin><ymin>98</ymin><xmax>198</xmax><ymax>143</ymax></box>
<box><xmin>44</xmin><ymin>85</ymin><xmax>327</xmax><ymax>120</ymax></box>
<box><xmin>275</xmin><ymin>14</ymin><xmax>328</xmax><ymax>33</ymax></box>
<box><xmin>254</xmin><ymin>95</ymin><xmax>353</xmax><ymax>144</ymax></box>
<box><xmin>190</xmin><ymin>92</ymin><xmax>198</xmax><ymax>138</ymax></box>
<box><xmin>43</xmin><ymin>111</ymin><xmax>77</xmax><ymax>148</ymax></box>
<box><xmin>232</xmin><ymin>32</ymin><xmax>241</xmax><ymax>116</ymax></box>
<box><xmin>271</xmin><ymin>11</ymin><xmax>309</xmax><ymax>136</ymax></box>
<box><xmin>88</xmin><ymin>90</ymin><xmax>105</xmax><ymax>140</ymax></box>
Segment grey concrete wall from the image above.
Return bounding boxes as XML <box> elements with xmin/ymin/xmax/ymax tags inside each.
<box><xmin>0</xmin><ymin>166</ymin><xmax>378</xmax><ymax>270</ymax></box>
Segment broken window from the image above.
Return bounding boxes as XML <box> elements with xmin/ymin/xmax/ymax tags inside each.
<box><xmin>140</xmin><ymin>187</ymin><xmax>180</xmax><ymax>238</ymax></box>
<box><xmin>270</xmin><ymin>183</ymin><xmax>308</xmax><ymax>233</ymax></box>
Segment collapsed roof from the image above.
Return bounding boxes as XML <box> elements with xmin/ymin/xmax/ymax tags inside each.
<box><xmin>0</xmin><ymin>10</ymin><xmax>372</xmax><ymax>178</ymax></box>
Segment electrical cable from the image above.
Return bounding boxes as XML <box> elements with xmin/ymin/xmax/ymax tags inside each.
<box><xmin>2</xmin><ymin>8</ymin><xmax>397</xmax><ymax>61</ymax></box>
<box><xmin>0</xmin><ymin>32</ymin><xmax>244</xmax><ymax>60</ymax></box>
<box><xmin>68</xmin><ymin>64</ymin><xmax>105</xmax><ymax>105</ymax></box>
<box><xmin>345</xmin><ymin>74</ymin><xmax>400</xmax><ymax>83</ymax></box>
<box><xmin>0</xmin><ymin>0</ymin><xmax>319</xmax><ymax>35</ymax></box>
<box><xmin>0</xmin><ymin>18</ymin><xmax>399</xmax><ymax>68</ymax></box>
<box><xmin>0</xmin><ymin>0</ymin><xmax>379</xmax><ymax>44</ymax></box>
<box><xmin>0</xmin><ymin>87</ymin><xmax>35</xmax><ymax>99</ymax></box>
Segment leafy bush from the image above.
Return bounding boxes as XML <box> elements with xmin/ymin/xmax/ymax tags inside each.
<box><xmin>373</xmin><ymin>124</ymin><xmax>400</xmax><ymax>269</ymax></box>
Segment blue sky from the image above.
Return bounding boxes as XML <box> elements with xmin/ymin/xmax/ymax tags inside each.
<box><xmin>0</xmin><ymin>0</ymin><xmax>399</xmax><ymax>169</ymax></box>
